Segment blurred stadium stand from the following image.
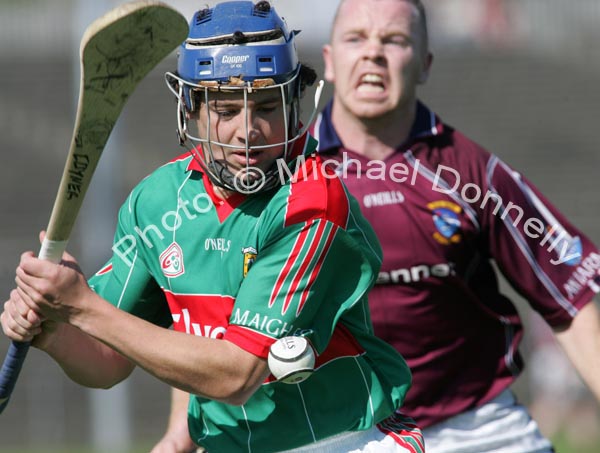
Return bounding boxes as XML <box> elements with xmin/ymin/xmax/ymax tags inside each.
<box><xmin>0</xmin><ymin>0</ymin><xmax>598</xmax><ymax>451</ymax></box>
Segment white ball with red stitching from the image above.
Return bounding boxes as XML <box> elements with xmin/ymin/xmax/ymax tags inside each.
<box><xmin>268</xmin><ymin>336</ymin><xmax>315</xmax><ymax>384</ymax></box>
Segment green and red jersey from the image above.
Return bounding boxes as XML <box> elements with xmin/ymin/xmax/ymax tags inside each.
<box><xmin>88</xmin><ymin>135</ymin><xmax>412</xmax><ymax>452</ymax></box>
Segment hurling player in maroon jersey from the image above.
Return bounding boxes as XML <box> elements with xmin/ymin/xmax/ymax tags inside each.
<box><xmin>308</xmin><ymin>0</ymin><xmax>600</xmax><ymax>452</ymax></box>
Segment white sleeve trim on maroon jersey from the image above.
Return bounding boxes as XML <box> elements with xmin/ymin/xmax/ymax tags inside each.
<box><xmin>486</xmin><ymin>156</ymin><xmax>578</xmax><ymax>317</ymax></box>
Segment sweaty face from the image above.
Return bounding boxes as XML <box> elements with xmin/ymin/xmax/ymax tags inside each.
<box><xmin>192</xmin><ymin>89</ymin><xmax>288</xmax><ymax>178</ymax></box>
<box><xmin>323</xmin><ymin>0</ymin><xmax>431</xmax><ymax>120</ymax></box>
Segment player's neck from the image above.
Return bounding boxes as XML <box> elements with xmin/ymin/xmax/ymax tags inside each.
<box><xmin>331</xmin><ymin>99</ymin><xmax>416</xmax><ymax>161</ymax></box>
<box><xmin>212</xmin><ymin>184</ymin><xmax>234</xmax><ymax>200</ymax></box>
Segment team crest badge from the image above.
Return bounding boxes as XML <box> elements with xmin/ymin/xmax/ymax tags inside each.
<box><xmin>242</xmin><ymin>246</ymin><xmax>257</xmax><ymax>277</ymax></box>
<box><xmin>547</xmin><ymin>229</ymin><xmax>582</xmax><ymax>267</ymax></box>
<box><xmin>561</xmin><ymin>236</ymin><xmax>582</xmax><ymax>267</ymax></box>
<box><xmin>160</xmin><ymin>242</ymin><xmax>185</xmax><ymax>278</ymax></box>
<box><xmin>428</xmin><ymin>201</ymin><xmax>462</xmax><ymax>245</ymax></box>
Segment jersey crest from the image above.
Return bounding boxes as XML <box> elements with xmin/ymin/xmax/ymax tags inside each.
<box><xmin>429</xmin><ymin>200</ymin><xmax>462</xmax><ymax>245</ymax></box>
<box><xmin>242</xmin><ymin>246</ymin><xmax>257</xmax><ymax>277</ymax></box>
<box><xmin>160</xmin><ymin>242</ymin><xmax>185</xmax><ymax>278</ymax></box>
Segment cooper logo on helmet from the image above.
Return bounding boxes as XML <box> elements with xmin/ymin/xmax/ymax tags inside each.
<box><xmin>222</xmin><ymin>55</ymin><xmax>250</xmax><ymax>64</ymax></box>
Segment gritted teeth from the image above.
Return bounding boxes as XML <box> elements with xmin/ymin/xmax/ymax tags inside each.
<box><xmin>358</xmin><ymin>73</ymin><xmax>385</xmax><ymax>93</ymax></box>
<box><xmin>357</xmin><ymin>73</ymin><xmax>385</xmax><ymax>93</ymax></box>
<box><xmin>361</xmin><ymin>74</ymin><xmax>384</xmax><ymax>84</ymax></box>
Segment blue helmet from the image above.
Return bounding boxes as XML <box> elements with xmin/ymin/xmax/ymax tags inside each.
<box><xmin>165</xmin><ymin>1</ymin><xmax>321</xmax><ymax>194</ymax></box>
<box><xmin>179</xmin><ymin>1</ymin><xmax>299</xmax><ymax>88</ymax></box>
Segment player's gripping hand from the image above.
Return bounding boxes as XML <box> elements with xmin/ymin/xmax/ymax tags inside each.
<box><xmin>14</xmin><ymin>248</ymin><xmax>92</xmax><ymax>326</ymax></box>
<box><xmin>2</xmin><ymin>288</ymin><xmax>62</xmax><ymax>352</ymax></box>
<box><xmin>1</xmin><ymin>289</ymin><xmax>44</xmax><ymax>342</ymax></box>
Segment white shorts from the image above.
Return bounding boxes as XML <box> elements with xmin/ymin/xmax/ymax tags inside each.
<box><xmin>278</xmin><ymin>412</ymin><xmax>424</xmax><ymax>453</ymax></box>
<box><xmin>422</xmin><ymin>389</ymin><xmax>554</xmax><ymax>453</ymax></box>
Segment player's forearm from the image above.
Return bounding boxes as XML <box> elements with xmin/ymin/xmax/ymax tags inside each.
<box><xmin>40</xmin><ymin>321</ymin><xmax>134</xmax><ymax>388</ymax></box>
<box><xmin>555</xmin><ymin>299</ymin><xmax>600</xmax><ymax>402</ymax></box>
<box><xmin>72</xmin><ymin>297</ymin><xmax>269</xmax><ymax>404</ymax></box>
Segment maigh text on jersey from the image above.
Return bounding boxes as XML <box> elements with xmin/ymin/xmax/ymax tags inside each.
<box><xmin>231</xmin><ymin>308</ymin><xmax>312</xmax><ymax>337</ymax></box>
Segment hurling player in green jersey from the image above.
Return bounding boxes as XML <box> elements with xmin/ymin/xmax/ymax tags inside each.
<box><xmin>2</xmin><ymin>2</ymin><xmax>423</xmax><ymax>452</ymax></box>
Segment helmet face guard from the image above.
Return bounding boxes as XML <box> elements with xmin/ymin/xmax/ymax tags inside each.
<box><xmin>165</xmin><ymin>1</ymin><xmax>322</xmax><ymax>194</ymax></box>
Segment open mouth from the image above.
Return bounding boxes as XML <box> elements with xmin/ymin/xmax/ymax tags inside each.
<box><xmin>232</xmin><ymin>149</ymin><xmax>262</xmax><ymax>159</ymax></box>
<box><xmin>233</xmin><ymin>150</ymin><xmax>259</xmax><ymax>156</ymax></box>
<box><xmin>357</xmin><ymin>74</ymin><xmax>385</xmax><ymax>93</ymax></box>
<box><xmin>230</xmin><ymin>149</ymin><xmax>263</xmax><ymax>166</ymax></box>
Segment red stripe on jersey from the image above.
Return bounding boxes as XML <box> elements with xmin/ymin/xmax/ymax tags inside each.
<box><xmin>313</xmin><ymin>323</ymin><xmax>365</xmax><ymax>367</ymax></box>
<box><xmin>180</xmin><ymin>147</ymin><xmax>247</xmax><ymax>223</ymax></box>
<box><xmin>227</xmin><ymin>322</ymin><xmax>367</xmax><ymax>375</ymax></box>
<box><xmin>185</xmin><ymin>148</ymin><xmax>202</xmax><ymax>170</ymax></box>
<box><xmin>260</xmin><ymin>323</ymin><xmax>366</xmax><ymax>381</ymax></box>
<box><xmin>225</xmin><ymin>325</ymin><xmax>274</xmax><ymax>358</ymax></box>
<box><xmin>170</xmin><ymin>150</ymin><xmax>195</xmax><ymax>166</ymax></box>
<box><xmin>296</xmin><ymin>224</ymin><xmax>338</xmax><ymax>316</ymax></box>
<box><xmin>391</xmin><ymin>435</ymin><xmax>420</xmax><ymax>453</ymax></box>
<box><xmin>285</xmin><ymin>154</ymin><xmax>349</xmax><ymax>229</ymax></box>
<box><xmin>286</xmin><ymin>129</ymin><xmax>308</xmax><ymax>161</ymax></box>
<box><xmin>268</xmin><ymin>225</ymin><xmax>312</xmax><ymax>309</ymax></box>
<box><xmin>376</xmin><ymin>426</ymin><xmax>422</xmax><ymax>453</ymax></box>
<box><xmin>200</xmin><ymin>172</ymin><xmax>246</xmax><ymax>222</ymax></box>
<box><xmin>377</xmin><ymin>413</ymin><xmax>425</xmax><ymax>453</ymax></box>
<box><xmin>95</xmin><ymin>263</ymin><xmax>113</xmax><ymax>275</ymax></box>
<box><xmin>281</xmin><ymin>219</ymin><xmax>326</xmax><ymax>315</ymax></box>
<box><xmin>163</xmin><ymin>290</ymin><xmax>235</xmax><ymax>338</ymax></box>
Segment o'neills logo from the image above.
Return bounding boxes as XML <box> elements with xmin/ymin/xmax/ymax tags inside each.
<box><xmin>222</xmin><ymin>55</ymin><xmax>250</xmax><ymax>64</ymax></box>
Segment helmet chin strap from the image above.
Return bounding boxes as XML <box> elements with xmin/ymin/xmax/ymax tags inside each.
<box><xmin>205</xmin><ymin>159</ymin><xmax>282</xmax><ymax>194</ymax></box>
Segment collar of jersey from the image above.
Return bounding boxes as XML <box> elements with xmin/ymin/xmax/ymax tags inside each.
<box><xmin>180</xmin><ymin>134</ymin><xmax>315</xmax><ymax>220</ymax></box>
<box><xmin>314</xmin><ymin>99</ymin><xmax>443</xmax><ymax>154</ymax></box>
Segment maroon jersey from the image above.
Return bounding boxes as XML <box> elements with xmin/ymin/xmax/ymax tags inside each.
<box><xmin>311</xmin><ymin>100</ymin><xmax>600</xmax><ymax>428</ymax></box>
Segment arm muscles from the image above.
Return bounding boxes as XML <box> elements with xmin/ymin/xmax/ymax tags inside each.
<box><xmin>554</xmin><ymin>299</ymin><xmax>600</xmax><ymax>402</ymax></box>
<box><xmin>41</xmin><ymin>322</ymin><xmax>134</xmax><ymax>388</ymax></box>
<box><xmin>74</xmin><ymin>292</ymin><xmax>270</xmax><ymax>404</ymax></box>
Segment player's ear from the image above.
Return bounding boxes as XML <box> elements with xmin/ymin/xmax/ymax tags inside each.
<box><xmin>323</xmin><ymin>44</ymin><xmax>335</xmax><ymax>83</ymax></box>
<box><xmin>418</xmin><ymin>52</ymin><xmax>433</xmax><ymax>85</ymax></box>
